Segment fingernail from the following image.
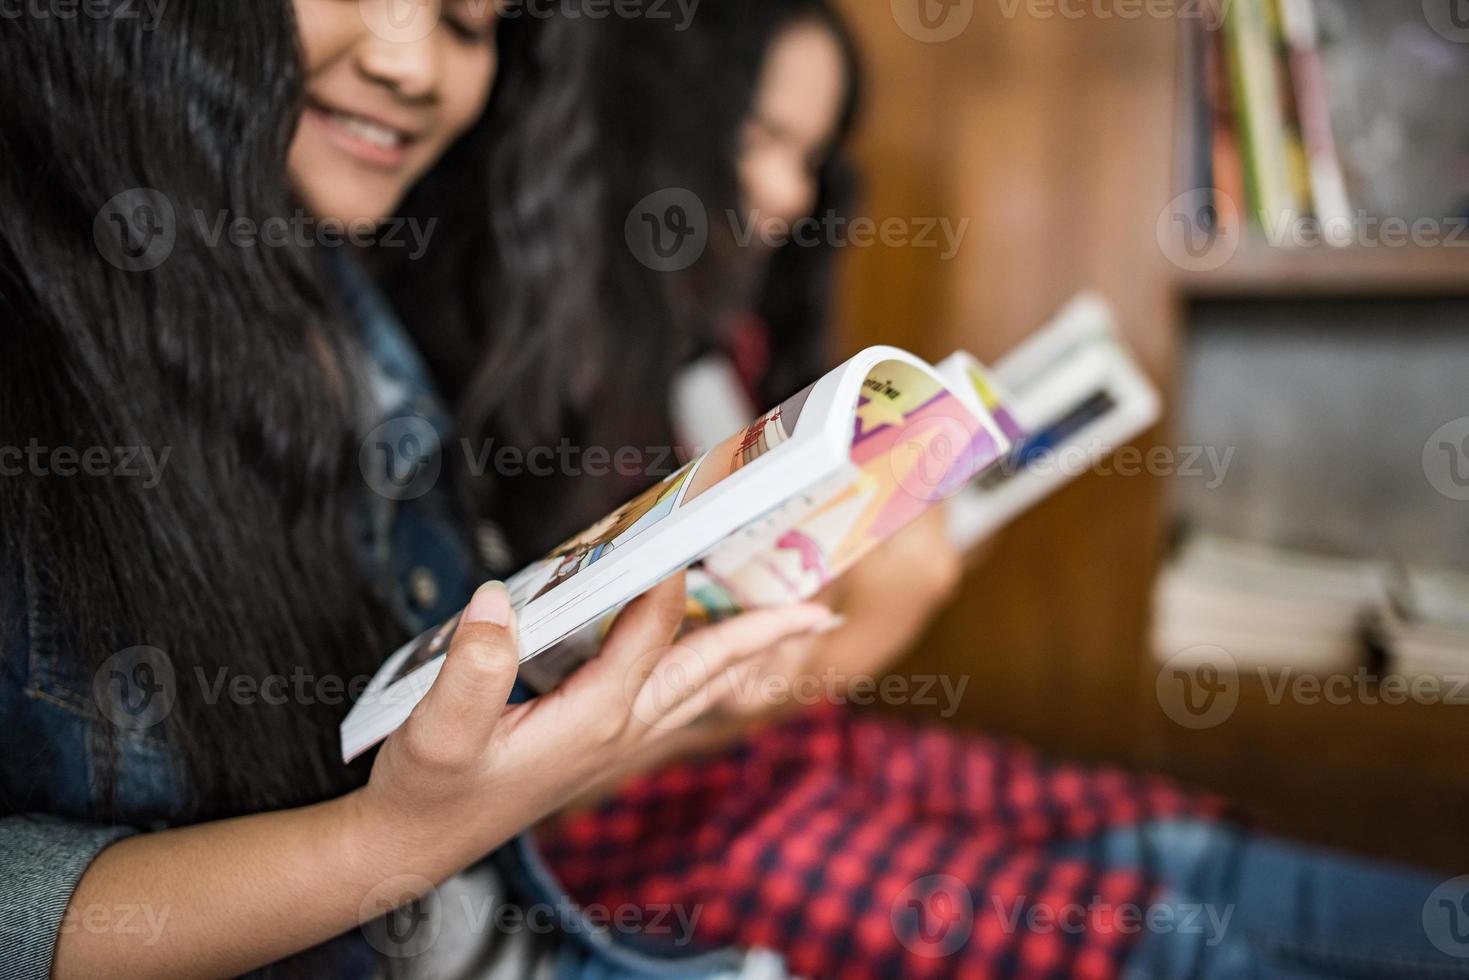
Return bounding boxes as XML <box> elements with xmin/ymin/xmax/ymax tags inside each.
<box><xmin>463</xmin><ymin>581</ymin><xmax>512</xmax><ymax>627</ymax></box>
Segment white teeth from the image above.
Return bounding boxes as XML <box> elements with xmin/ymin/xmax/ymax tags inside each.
<box><xmin>328</xmin><ymin>110</ymin><xmax>405</xmax><ymax>149</ymax></box>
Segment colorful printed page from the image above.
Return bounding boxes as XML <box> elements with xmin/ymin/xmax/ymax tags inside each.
<box><xmin>935</xmin><ymin>350</ymin><xmax>1026</xmax><ymax>444</ymax></box>
<box><xmin>695</xmin><ymin>359</ymin><xmax>1006</xmax><ymax>613</ymax></box>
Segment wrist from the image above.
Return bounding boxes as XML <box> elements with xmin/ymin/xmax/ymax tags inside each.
<box><xmin>332</xmin><ymin>787</ymin><xmax>456</xmax><ymax>889</ymax></box>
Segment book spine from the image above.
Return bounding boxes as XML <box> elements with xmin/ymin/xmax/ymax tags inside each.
<box><xmin>1205</xmin><ymin>18</ymin><xmax>1245</xmax><ymax>232</ymax></box>
<box><xmin>1267</xmin><ymin>0</ymin><xmax>1314</xmax><ymax>223</ymax></box>
<box><xmin>1278</xmin><ymin>0</ymin><xmax>1353</xmax><ymax>237</ymax></box>
<box><xmin>1223</xmin><ymin>0</ymin><xmax>1297</xmax><ymax>234</ymax></box>
<box><xmin>1176</xmin><ymin>15</ymin><xmax>1213</xmax><ymax>209</ymax></box>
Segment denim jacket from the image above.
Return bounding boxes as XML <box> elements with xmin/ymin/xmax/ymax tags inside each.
<box><xmin>0</xmin><ymin>254</ymin><xmax>756</xmax><ymax>979</ymax></box>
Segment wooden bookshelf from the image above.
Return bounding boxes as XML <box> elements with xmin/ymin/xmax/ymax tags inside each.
<box><xmin>1137</xmin><ymin>670</ymin><xmax>1469</xmax><ymax>871</ymax></box>
<box><xmin>1157</xmin><ymin>6</ymin><xmax>1469</xmax><ymax>873</ymax></box>
<box><xmin>832</xmin><ymin>0</ymin><xmax>1466</xmax><ymax>873</ymax></box>
<box><xmin>1179</xmin><ymin>244</ymin><xmax>1469</xmax><ymax>299</ymax></box>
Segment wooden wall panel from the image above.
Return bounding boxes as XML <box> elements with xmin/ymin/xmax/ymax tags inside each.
<box><xmin>830</xmin><ymin>1</ymin><xmax>1184</xmax><ymax>764</ymax></box>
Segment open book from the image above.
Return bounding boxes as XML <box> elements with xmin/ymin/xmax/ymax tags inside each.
<box><xmin>341</xmin><ymin>293</ymin><xmax>1159</xmax><ymax>761</ymax></box>
<box><xmin>940</xmin><ymin>293</ymin><xmax>1161</xmax><ymax>550</ymax></box>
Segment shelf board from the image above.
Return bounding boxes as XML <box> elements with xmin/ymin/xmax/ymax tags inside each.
<box><xmin>1177</xmin><ymin>244</ymin><xmax>1469</xmax><ymax>299</ymax></box>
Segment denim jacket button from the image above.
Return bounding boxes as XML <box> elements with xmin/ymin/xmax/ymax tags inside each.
<box><xmin>407</xmin><ymin>566</ymin><xmax>440</xmax><ymax>612</ymax></box>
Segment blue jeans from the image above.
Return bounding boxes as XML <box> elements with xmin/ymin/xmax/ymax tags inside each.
<box><xmin>1058</xmin><ymin>820</ymin><xmax>1469</xmax><ymax>978</ymax></box>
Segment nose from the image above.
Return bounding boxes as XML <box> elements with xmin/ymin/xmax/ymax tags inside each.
<box><xmin>354</xmin><ymin>11</ymin><xmax>443</xmax><ymax>103</ymax></box>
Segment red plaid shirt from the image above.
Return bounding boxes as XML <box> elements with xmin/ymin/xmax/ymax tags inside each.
<box><xmin>536</xmin><ymin>706</ymin><xmax>1225</xmax><ymax>979</ymax></box>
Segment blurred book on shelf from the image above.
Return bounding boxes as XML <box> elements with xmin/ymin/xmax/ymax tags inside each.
<box><xmin>1377</xmin><ymin>565</ymin><xmax>1469</xmax><ymax>684</ymax></box>
<box><xmin>1187</xmin><ymin>0</ymin><xmax>1469</xmax><ymax>243</ymax></box>
<box><xmin>1152</xmin><ymin>532</ymin><xmax>1379</xmax><ymax>672</ymax></box>
<box><xmin>1154</xmin><ymin>532</ymin><xmax>1469</xmax><ymax>686</ymax></box>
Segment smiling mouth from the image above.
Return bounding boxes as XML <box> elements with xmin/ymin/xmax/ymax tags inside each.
<box><xmin>305</xmin><ymin>99</ymin><xmax>419</xmax><ymax>169</ymax></box>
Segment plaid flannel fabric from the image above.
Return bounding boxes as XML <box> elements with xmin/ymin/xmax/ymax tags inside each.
<box><xmin>537</xmin><ymin>706</ymin><xmax>1225</xmax><ymax>979</ymax></box>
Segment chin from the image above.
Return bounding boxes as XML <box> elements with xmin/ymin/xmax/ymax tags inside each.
<box><xmin>310</xmin><ymin>195</ymin><xmax>393</xmax><ymax>228</ymax></box>
<box><xmin>293</xmin><ymin>175</ymin><xmax>402</xmax><ymax>230</ymax></box>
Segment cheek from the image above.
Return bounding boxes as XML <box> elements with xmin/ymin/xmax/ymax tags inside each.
<box><xmin>292</xmin><ymin>0</ymin><xmax>357</xmax><ymax>76</ymax></box>
<box><xmin>441</xmin><ymin>50</ymin><xmax>497</xmax><ymax>143</ymax></box>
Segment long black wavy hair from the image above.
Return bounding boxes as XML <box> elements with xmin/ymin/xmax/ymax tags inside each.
<box><xmin>0</xmin><ymin>3</ymin><xmax>397</xmax><ymax>823</ymax></box>
<box><xmin>0</xmin><ymin>0</ymin><xmax>862</xmax><ymax>830</ymax></box>
<box><xmin>381</xmin><ymin>0</ymin><xmax>863</xmax><ymax>561</ymax></box>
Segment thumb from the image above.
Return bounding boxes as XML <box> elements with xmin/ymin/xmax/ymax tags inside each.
<box><xmin>408</xmin><ymin>581</ymin><xmax>519</xmax><ymax>753</ymax></box>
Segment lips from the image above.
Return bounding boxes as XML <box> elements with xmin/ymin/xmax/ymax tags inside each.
<box><xmin>304</xmin><ymin>99</ymin><xmax>420</xmax><ymax>170</ymax></box>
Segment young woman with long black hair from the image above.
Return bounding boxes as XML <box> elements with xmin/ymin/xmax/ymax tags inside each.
<box><xmin>0</xmin><ymin>3</ymin><xmax>831</xmax><ymax>977</ymax></box>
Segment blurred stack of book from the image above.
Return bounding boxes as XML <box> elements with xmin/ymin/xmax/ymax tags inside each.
<box><xmin>1378</xmin><ymin>565</ymin><xmax>1469</xmax><ymax>684</ymax></box>
<box><xmin>1153</xmin><ymin>532</ymin><xmax>1469</xmax><ymax>684</ymax></box>
<box><xmin>1184</xmin><ymin>0</ymin><xmax>1469</xmax><ymax>241</ymax></box>
<box><xmin>1152</xmin><ymin>532</ymin><xmax>1377</xmax><ymax>672</ymax></box>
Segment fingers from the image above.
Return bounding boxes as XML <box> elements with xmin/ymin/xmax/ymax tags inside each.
<box><xmin>407</xmin><ymin>581</ymin><xmax>519</xmax><ymax>755</ymax></box>
<box><xmin>506</xmin><ymin>573</ymin><xmax>690</xmax><ymax>751</ymax></box>
<box><xmin>677</xmin><ymin>603</ymin><xmax>835</xmax><ymax>670</ymax></box>
<box><xmin>585</xmin><ymin>572</ymin><xmax>689</xmax><ymax>690</ymax></box>
<box><xmin>625</xmin><ymin>603</ymin><xmax>835</xmax><ymax>731</ymax></box>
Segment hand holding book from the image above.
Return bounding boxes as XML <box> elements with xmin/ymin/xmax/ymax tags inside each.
<box><xmin>342</xmin><ymin>293</ymin><xmax>1160</xmax><ymax>761</ymax></box>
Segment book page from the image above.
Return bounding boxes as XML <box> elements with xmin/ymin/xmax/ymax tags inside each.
<box><xmin>700</xmin><ymin>359</ymin><xmax>1002</xmax><ymax>609</ymax></box>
